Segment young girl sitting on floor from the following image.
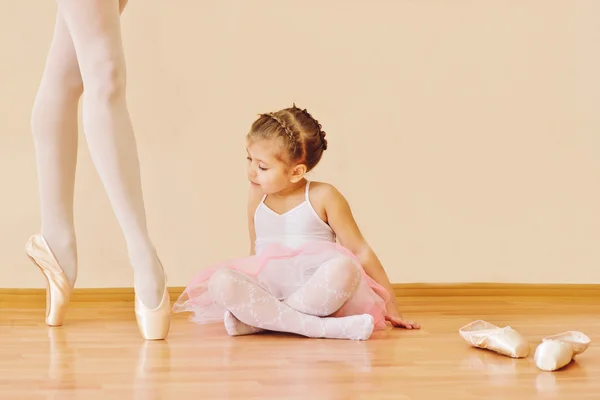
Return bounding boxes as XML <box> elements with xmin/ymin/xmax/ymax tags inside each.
<box><xmin>173</xmin><ymin>105</ymin><xmax>420</xmax><ymax>340</ymax></box>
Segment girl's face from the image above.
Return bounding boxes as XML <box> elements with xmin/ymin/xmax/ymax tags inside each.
<box><xmin>246</xmin><ymin>138</ymin><xmax>304</xmax><ymax>194</ymax></box>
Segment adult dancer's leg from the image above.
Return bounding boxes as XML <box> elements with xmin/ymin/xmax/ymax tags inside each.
<box><xmin>29</xmin><ymin>11</ymin><xmax>83</xmax><ymax>292</ymax></box>
<box><xmin>55</xmin><ymin>0</ymin><xmax>166</xmax><ymax>306</ymax></box>
<box><xmin>27</xmin><ymin>0</ymin><xmax>128</xmax><ymax>326</ymax></box>
<box><xmin>28</xmin><ymin>0</ymin><xmax>170</xmax><ymax>338</ymax></box>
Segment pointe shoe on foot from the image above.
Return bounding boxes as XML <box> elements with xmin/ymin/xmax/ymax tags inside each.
<box><xmin>534</xmin><ymin>331</ymin><xmax>591</xmax><ymax>371</ymax></box>
<box><xmin>459</xmin><ymin>320</ymin><xmax>530</xmax><ymax>358</ymax></box>
<box><xmin>223</xmin><ymin>310</ymin><xmax>264</xmax><ymax>336</ymax></box>
<box><xmin>25</xmin><ymin>234</ymin><xmax>72</xmax><ymax>327</ymax></box>
<box><xmin>135</xmin><ymin>270</ymin><xmax>171</xmax><ymax>340</ymax></box>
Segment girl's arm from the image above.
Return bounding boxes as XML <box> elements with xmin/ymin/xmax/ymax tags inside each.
<box><xmin>323</xmin><ymin>184</ymin><xmax>420</xmax><ymax>329</ymax></box>
<box><xmin>247</xmin><ymin>184</ymin><xmax>263</xmax><ymax>256</ymax></box>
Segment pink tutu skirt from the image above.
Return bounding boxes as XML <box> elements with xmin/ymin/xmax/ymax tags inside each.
<box><xmin>173</xmin><ymin>241</ymin><xmax>392</xmax><ymax>331</ymax></box>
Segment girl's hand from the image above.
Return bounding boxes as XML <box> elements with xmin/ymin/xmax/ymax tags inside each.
<box><xmin>385</xmin><ymin>303</ymin><xmax>421</xmax><ymax>330</ymax></box>
<box><xmin>385</xmin><ymin>314</ymin><xmax>421</xmax><ymax>330</ymax></box>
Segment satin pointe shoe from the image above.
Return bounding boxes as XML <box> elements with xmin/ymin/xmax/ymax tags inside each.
<box><xmin>135</xmin><ymin>268</ymin><xmax>171</xmax><ymax>340</ymax></box>
<box><xmin>25</xmin><ymin>234</ymin><xmax>72</xmax><ymax>327</ymax></box>
<box><xmin>459</xmin><ymin>320</ymin><xmax>530</xmax><ymax>358</ymax></box>
<box><xmin>534</xmin><ymin>331</ymin><xmax>591</xmax><ymax>371</ymax></box>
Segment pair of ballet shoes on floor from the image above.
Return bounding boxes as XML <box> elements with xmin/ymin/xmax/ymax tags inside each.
<box><xmin>459</xmin><ymin>320</ymin><xmax>591</xmax><ymax>371</ymax></box>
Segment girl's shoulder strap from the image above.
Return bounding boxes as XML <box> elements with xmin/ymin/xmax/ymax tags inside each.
<box><xmin>305</xmin><ymin>180</ymin><xmax>311</xmax><ymax>200</ymax></box>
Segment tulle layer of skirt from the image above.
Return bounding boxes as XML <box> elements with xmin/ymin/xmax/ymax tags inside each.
<box><xmin>173</xmin><ymin>241</ymin><xmax>391</xmax><ymax>331</ymax></box>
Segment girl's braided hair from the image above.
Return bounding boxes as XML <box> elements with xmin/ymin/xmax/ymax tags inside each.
<box><xmin>248</xmin><ymin>104</ymin><xmax>327</xmax><ymax>171</ymax></box>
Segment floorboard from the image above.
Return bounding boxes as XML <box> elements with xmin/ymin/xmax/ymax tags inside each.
<box><xmin>0</xmin><ymin>296</ymin><xmax>598</xmax><ymax>399</ymax></box>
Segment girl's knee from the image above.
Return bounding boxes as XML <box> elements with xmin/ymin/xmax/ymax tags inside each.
<box><xmin>208</xmin><ymin>268</ymin><xmax>234</xmax><ymax>293</ymax></box>
<box><xmin>326</xmin><ymin>255</ymin><xmax>362</xmax><ymax>289</ymax></box>
<box><xmin>207</xmin><ymin>269</ymin><xmax>240</xmax><ymax>305</ymax></box>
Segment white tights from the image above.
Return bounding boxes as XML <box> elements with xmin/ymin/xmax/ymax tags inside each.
<box><xmin>31</xmin><ymin>0</ymin><xmax>164</xmax><ymax>308</ymax></box>
<box><xmin>208</xmin><ymin>255</ymin><xmax>375</xmax><ymax>340</ymax></box>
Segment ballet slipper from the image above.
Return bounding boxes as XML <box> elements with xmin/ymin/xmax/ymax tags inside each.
<box><xmin>534</xmin><ymin>331</ymin><xmax>591</xmax><ymax>371</ymax></box>
<box><xmin>459</xmin><ymin>320</ymin><xmax>530</xmax><ymax>358</ymax></box>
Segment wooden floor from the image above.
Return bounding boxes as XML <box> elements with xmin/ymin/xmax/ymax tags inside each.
<box><xmin>1</xmin><ymin>296</ymin><xmax>598</xmax><ymax>399</ymax></box>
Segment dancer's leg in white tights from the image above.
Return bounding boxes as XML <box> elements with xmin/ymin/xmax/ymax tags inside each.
<box><xmin>35</xmin><ymin>0</ymin><xmax>163</xmax><ymax>307</ymax></box>
<box><xmin>31</xmin><ymin>12</ymin><xmax>83</xmax><ymax>288</ymax></box>
<box><xmin>31</xmin><ymin>0</ymin><xmax>129</xmax><ymax>290</ymax></box>
<box><xmin>213</xmin><ymin>256</ymin><xmax>372</xmax><ymax>339</ymax></box>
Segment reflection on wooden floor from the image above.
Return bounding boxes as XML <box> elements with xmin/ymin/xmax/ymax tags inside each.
<box><xmin>0</xmin><ymin>296</ymin><xmax>598</xmax><ymax>399</ymax></box>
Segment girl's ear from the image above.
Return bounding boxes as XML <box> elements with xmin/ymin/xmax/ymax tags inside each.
<box><xmin>289</xmin><ymin>163</ymin><xmax>307</xmax><ymax>183</ymax></box>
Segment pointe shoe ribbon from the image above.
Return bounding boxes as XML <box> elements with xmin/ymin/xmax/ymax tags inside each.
<box><xmin>534</xmin><ymin>331</ymin><xmax>591</xmax><ymax>371</ymax></box>
<box><xmin>459</xmin><ymin>320</ymin><xmax>530</xmax><ymax>358</ymax></box>
<box><xmin>25</xmin><ymin>234</ymin><xmax>72</xmax><ymax>327</ymax></box>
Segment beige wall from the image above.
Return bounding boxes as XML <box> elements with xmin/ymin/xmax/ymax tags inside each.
<box><xmin>1</xmin><ymin>1</ymin><xmax>598</xmax><ymax>289</ymax></box>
